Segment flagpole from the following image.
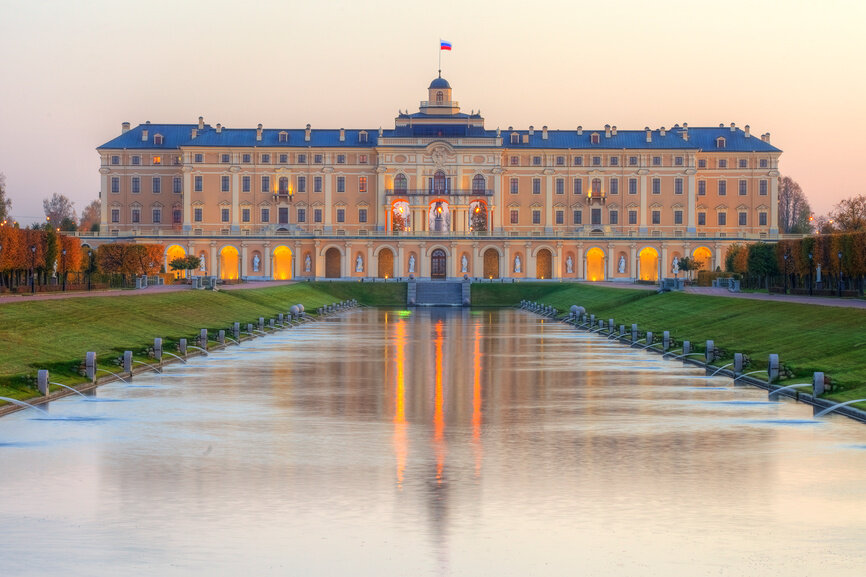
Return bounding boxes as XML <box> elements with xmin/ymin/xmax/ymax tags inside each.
<box><xmin>438</xmin><ymin>42</ymin><xmax>441</xmax><ymax>77</ymax></box>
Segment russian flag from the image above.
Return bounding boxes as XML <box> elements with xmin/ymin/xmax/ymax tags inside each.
<box><xmin>440</xmin><ymin>40</ymin><xmax>452</xmax><ymax>51</ymax></box>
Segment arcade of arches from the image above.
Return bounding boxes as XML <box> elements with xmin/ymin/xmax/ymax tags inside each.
<box><xmin>166</xmin><ymin>245</ymin><xmax>186</xmax><ymax>278</ymax></box>
<box><xmin>325</xmin><ymin>247</ymin><xmax>342</xmax><ymax>278</ymax></box>
<box><xmin>585</xmin><ymin>248</ymin><xmax>605</xmax><ymax>282</ymax></box>
<box><xmin>273</xmin><ymin>246</ymin><xmax>292</xmax><ymax>280</ymax></box>
<box><xmin>219</xmin><ymin>246</ymin><xmax>239</xmax><ymax>280</ymax></box>
<box><xmin>483</xmin><ymin>249</ymin><xmax>500</xmax><ymax>279</ymax></box>
<box><xmin>535</xmin><ymin>249</ymin><xmax>552</xmax><ymax>279</ymax></box>
<box><xmin>693</xmin><ymin>246</ymin><xmax>713</xmax><ymax>270</ymax></box>
<box><xmin>378</xmin><ymin>248</ymin><xmax>394</xmax><ymax>278</ymax></box>
<box><xmin>639</xmin><ymin>247</ymin><xmax>659</xmax><ymax>282</ymax></box>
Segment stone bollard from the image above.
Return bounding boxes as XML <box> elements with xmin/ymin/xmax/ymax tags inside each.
<box><xmin>258</xmin><ymin>317</ymin><xmax>265</xmax><ymax>331</ymax></box>
<box><xmin>631</xmin><ymin>324</ymin><xmax>638</xmax><ymax>342</ymax></box>
<box><xmin>768</xmin><ymin>354</ymin><xmax>780</xmax><ymax>383</ymax></box>
<box><xmin>590</xmin><ymin>314</ymin><xmax>596</xmax><ymax>325</ymax></box>
<box><xmin>278</xmin><ymin>313</ymin><xmax>284</xmax><ymax>326</ymax></box>
<box><xmin>200</xmin><ymin>329</ymin><xmax>208</xmax><ymax>350</ymax></box>
<box><xmin>269</xmin><ymin>319</ymin><xmax>275</xmax><ymax>329</ymax></box>
<box><xmin>620</xmin><ymin>324</ymin><xmax>626</xmax><ymax>336</ymax></box>
<box><xmin>683</xmin><ymin>340</ymin><xmax>691</xmax><ymax>357</ymax></box>
<box><xmin>153</xmin><ymin>338</ymin><xmax>163</xmax><ymax>362</ymax></box>
<box><xmin>178</xmin><ymin>339</ymin><xmax>187</xmax><ymax>356</ymax></box>
<box><xmin>598</xmin><ymin>320</ymin><xmax>605</xmax><ymax>330</ymax></box>
<box><xmin>218</xmin><ymin>330</ymin><xmax>226</xmax><ymax>346</ymax></box>
<box><xmin>609</xmin><ymin>319</ymin><xmax>615</xmax><ymax>333</ymax></box>
<box><xmin>705</xmin><ymin>340</ymin><xmax>715</xmax><ymax>364</ymax></box>
<box><xmin>813</xmin><ymin>372</ymin><xmax>825</xmax><ymax>396</ymax></box>
<box><xmin>233</xmin><ymin>322</ymin><xmax>240</xmax><ymax>340</ymax></box>
<box><xmin>734</xmin><ymin>353</ymin><xmax>744</xmax><ymax>374</ymax></box>
<box><xmin>38</xmin><ymin>369</ymin><xmax>49</xmax><ymax>396</ymax></box>
<box><xmin>123</xmin><ymin>350</ymin><xmax>133</xmax><ymax>373</ymax></box>
<box><xmin>86</xmin><ymin>352</ymin><xmax>96</xmax><ymax>383</ymax></box>
<box><xmin>646</xmin><ymin>331</ymin><xmax>654</xmax><ymax>346</ymax></box>
<box><xmin>247</xmin><ymin>323</ymin><xmax>254</xmax><ymax>335</ymax></box>
<box><xmin>663</xmin><ymin>331</ymin><xmax>670</xmax><ymax>351</ymax></box>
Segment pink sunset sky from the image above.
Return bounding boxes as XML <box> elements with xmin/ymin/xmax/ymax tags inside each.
<box><xmin>0</xmin><ymin>0</ymin><xmax>863</xmax><ymax>224</ymax></box>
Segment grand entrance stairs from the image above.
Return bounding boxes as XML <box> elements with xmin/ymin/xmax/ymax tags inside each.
<box><xmin>413</xmin><ymin>281</ymin><xmax>464</xmax><ymax>306</ymax></box>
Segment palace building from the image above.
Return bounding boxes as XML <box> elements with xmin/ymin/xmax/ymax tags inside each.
<box><xmin>95</xmin><ymin>74</ymin><xmax>782</xmax><ymax>282</ymax></box>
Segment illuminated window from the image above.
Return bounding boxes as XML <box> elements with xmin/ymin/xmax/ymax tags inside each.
<box><xmin>359</xmin><ymin>177</ymin><xmax>367</xmax><ymax>193</ymax></box>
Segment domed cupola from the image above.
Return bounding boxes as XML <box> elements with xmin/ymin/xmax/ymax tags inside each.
<box><xmin>427</xmin><ymin>74</ymin><xmax>453</xmax><ymax>107</ymax></box>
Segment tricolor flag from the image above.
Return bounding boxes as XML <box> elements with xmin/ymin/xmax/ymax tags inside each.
<box><xmin>440</xmin><ymin>40</ymin><xmax>452</xmax><ymax>51</ymax></box>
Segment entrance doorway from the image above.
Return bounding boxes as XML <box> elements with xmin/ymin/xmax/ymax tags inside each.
<box><xmin>325</xmin><ymin>247</ymin><xmax>341</xmax><ymax>278</ymax></box>
<box><xmin>378</xmin><ymin>248</ymin><xmax>394</xmax><ymax>278</ymax></box>
<box><xmin>483</xmin><ymin>248</ymin><xmax>500</xmax><ymax>279</ymax></box>
<box><xmin>536</xmin><ymin>248</ymin><xmax>552</xmax><ymax>279</ymax></box>
<box><xmin>431</xmin><ymin>249</ymin><xmax>447</xmax><ymax>279</ymax></box>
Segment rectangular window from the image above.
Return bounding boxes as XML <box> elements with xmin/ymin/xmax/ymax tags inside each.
<box><xmin>718</xmin><ymin>180</ymin><xmax>727</xmax><ymax>196</ymax></box>
<box><xmin>609</xmin><ymin>210</ymin><xmax>618</xmax><ymax>225</ymax></box>
<box><xmin>674</xmin><ymin>210</ymin><xmax>683</xmax><ymax>225</ymax></box>
<box><xmin>131</xmin><ymin>208</ymin><xmax>140</xmax><ymax>223</ymax></box>
<box><xmin>652</xmin><ymin>156</ymin><xmax>661</xmax><ymax>166</ymax></box>
<box><xmin>111</xmin><ymin>177</ymin><xmax>120</xmax><ymax>193</ymax></box>
<box><xmin>609</xmin><ymin>156</ymin><xmax>619</xmax><ymax>166</ymax></box>
<box><xmin>719</xmin><ymin>159</ymin><xmax>728</xmax><ymax>169</ymax></box>
<box><xmin>739</xmin><ymin>159</ymin><xmax>747</xmax><ymax>169</ymax></box>
<box><xmin>591</xmin><ymin>208</ymin><xmax>602</xmax><ymax>225</ymax></box>
<box><xmin>221</xmin><ymin>208</ymin><xmax>230</xmax><ymax>222</ymax></box>
<box><xmin>314</xmin><ymin>208</ymin><xmax>323</xmax><ymax>223</ymax></box>
<box><xmin>297</xmin><ymin>208</ymin><xmax>306</xmax><ymax>223</ymax></box>
<box><xmin>152</xmin><ymin>176</ymin><xmax>161</xmax><ymax>193</ymax></box>
<box><xmin>592</xmin><ymin>156</ymin><xmax>601</xmax><ymax>166</ymax></box>
<box><xmin>111</xmin><ymin>155</ymin><xmax>120</xmax><ymax>165</ymax></box>
<box><xmin>314</xmin><ymin>154</ymin><xmax>323</xmax><ymax>164</ymax></box>
<box><xmin>132</xmin><ymin>155</ymin><xmax>141</xmax><ymax>165</ymax></box>
<box><xmin>652</xmin><ymin>210</ymin><xmax>660</xmax><ymax>225</ymax></box>
<box><xmin>241</xmin><ymin>208</ymin><xmax>250</xmax><ymax>223</ymax></box>
<box><xmin>510</xmin><ymin>177</ymin><xmax>519</xmax><ymax>194</ymax></box>
<box><xmin>152</xmin><ymin>156</ymin><xmax>161</xmax><ymax>165</ymax></box>
<box><xmin>556</xmin><ymin>156</ymin><xmax>565</xmax><ymax>166</ymax></box>
<box><xmin>573</xmin><ymin>210</ymin><xmax>582</xmax><ymax>225</ymax></box>
<box><xmin>194</xmin><ymin>207</ymin><xmax>203</xmax><ymax>222</ymax></box>
<box><xmin>279</xmin><ymin>154</ymin><xmax>288</xmax><ymax>164</ymax></box>
<box><xmin>739</xmin><ymin>212</ymin><xmax>747</xmax><ymax>226</ymax></box>
<box><xmin>533</xmin><ymin>156</ymin><xmax>541</xmax><ymax>166</ymax></box>
<box><xmin>555</xmin><ymin>210</ymin><xmax>564</xmax><ymax>225</ymax></box>
<box><xmin>675</xmin><ymin>156</ymin><xmax>683</xmax><ymax>166</ymax></box>
<box><xmin>698</xmin><ymin>180</ymin><xmax>706</xmax><ymax>196</ymax></box>
<box><xmin>573</xmin><ymin>178</ymin><xmax>583</xmax><ymax>195</ymax></box>
<box><xmin>760</xmin><ymin>159</ymin><xmax>769</xmax><ymax>168</ymax></box>
<box><xmin>759</xmin><ymin>180</ymin><xmax>768</xmax><ymax>195</ymax></box>
<box><xmin>261</xmin><ymin>176</ymin><xmax>270</xmax><ymax>193</ymax></box>
<box><xmin>628</xmin><ymin>178</ymin><xmax>637</xmax><ymax>195</ymax></box>
<box><xmin>314</xmin><ymin>176</ymin><xmax>322</xmax><ymax>193</ymax></box>
<box><xmin>698</xmin><ymin>159</ymin><xmax>707</xmax><ymax>169</ymax></box>
<box><xmin>532</xmin><ymin>178</ymin><xmax>541</xmax><ymax>195</ymax></box>
<box><xmin>759</xmin><ymin>212</ymin><xmax>768</xmax><ymax>226</ymax></box>
<box><xmin>359</xmin><ymin>208</ymin><xmax>368</xmax><ymax>223</ymax></box>
<box><xmin>739</xmin><ymin>179</ymin><xmax>747</xmax><ymax>195</ymax></box>
<box><xmin>337</xmin><ymin>154</ymin><xmax>345</xmax><ymax>164</ymax></box>
<box><xmin>298</xmin><ymin>154</ymin><xmax>307</xmax><ymax>164</ymax></box>
<box><xmin>698</xmin><ymin>212</ymin><xmax>706</xmax><ymax>226</ymax></box>
<box><xmin>652</xmin><ymin>178</ymin><xmax>660</xmax><ymax>194</ymax></box>
<box><xmin>298</xmin><ymin>176</ymin><xmax>306</xmax><ymax>193</ymax></box>
<box><xmin>132</xmin><ymin>176</ymin><xmax>141</xmax><ymax>193</ymax></box>
<box><xmin>261</xmin><ymin>208</ymin><xmax>270</xmax><ymax>223</ymax></box>
<box><xmin>111</xmin><ymin>208</ymin><xmax>119</xmax><ymax>223</ymax></box>
<box><xmin>573</xmin><ymin>156</ymin><xmax>583</xmax><ymax>166</ymax></box>
<box><xmin>172</xmin><ymin>209</ymin><xmax>182</xmax><ymax>224</ymax></box>
<box><xmin>261</xmin><ymin>154</ymin><xmax>270</xmax><ymax>164</ymax></box>
<box><xmin>718</xmin><ymin>212</ymin><xmax>727</xmax><ymax>226</ymax></box>
<box><xmin>173</xmin><ymin>177</ymin><xmax>182</xmax><ymax>193</ymax></box>
<box><xmin>628</xmin><ymin>210</ymin><xmax>637</xmax><ymax>225</ymax></box>
<box><xmin>510</xmin><ymin>209</ymin><xmax>519</xmax><ymax>224</ymax></box>
<box><xmin>359</xmin><ymin>177</ymin><xmax>367</xmax><ymax>193</ymax></box>
<box><xmin>242</xmin><ymin>153</ymin><xmax>251</xmax><ymax>164</ymax></box>
<box><xmin>221</xmin><ymin>175</ymin><xmax>230</xmax><ymax>193</ymax></box>
<box><xmin>221</xmin><ymin>153</ymin><xmax>230</xmax><ymax>164</ymax></box>
<box><xmin>629</xmin><ymin>156</ymin><xmax>638</xmax><ymax>166</ymax></box>
<box><xmin>510</xmin><ymin>156</ymin><xmax>519</xmax><ymax>166</ymax></box>
<box><xmin>609</xmin><ymin>178</ymin><xmax>619</xmax><ymax>195</ymax></box>
<box><xmin>555</xmin><ymin>178</ymin><xmax>564</xmax><ymax>195</ymax></box>
<box><xmin>336</xmin><ymin>176</ymin><xmax>345</xmax><ymax>193</ymax></box>
<box><xmin>194</xmin><ymin>175</ymin><xmax>202</xmax><ymax>192</ymax></box>
<box><xmin>674</xmin><ymin>178</ymin><xmax>683</xmax><ymax>195</ymax></box>
<box><xmin>194</xmin><ymin>154</ymin><xmax>203</xmax><ymax>163</ymax></box>
<box><xmin>532</xmin><ymin>210</ymin><xmax>541</xmax><ymax>225</ymax></box>
<box><xmin>336</xmin><ymin>208</ymin><xmax>345</xmax><ymax>223</ymax></box>
<box><xmin>359</xmin><ymin>154</ymin><xmax>368</xmax><ymax>164</ymax></box>
<box><xmin>242</xmin><ymin>175</ymin><xmax>251</xmax><ymax>193</ymax></box>
<box><xmin>152</xmin><ymin>208</ymin><xmax>161</xmax><ymax>223</ymax></box>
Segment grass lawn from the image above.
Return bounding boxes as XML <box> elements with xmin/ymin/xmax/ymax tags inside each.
<box><xmin>473</xmin><ymin>283</ymin><xmax>866</xmax><ymax>407</ymax></box>
<box><xmin>0</xmin><ymin>282</ymin><xmax>406</xmax><ymax>403</ymax></box>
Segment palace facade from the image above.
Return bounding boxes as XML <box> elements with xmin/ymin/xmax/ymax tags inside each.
<box><xmin>95</xmin><ymin>75</ymin><xmax>782</xmax><ymax>282</ymax></box>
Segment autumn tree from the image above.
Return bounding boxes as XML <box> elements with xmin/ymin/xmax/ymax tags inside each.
<box><xmin>829</xmin><ymin>194</ymin><xmax>866</xmax><ymax>232</ymax></box>
<box><xmin>79</xmin><ymin>199</ymin><xmax>101</xmax><ymax>232</ymax></box>
<box><xmin>777</xmin><ymin>176</ymin><xmax>812</xmax><ymax>234</ymax></box>
<box><xmin>724</xmin><ymin>244</ymin><xmax>749</xmax><ymax>274</ymax></box>
<box><xmin>43</xmin><ymin>193</ymin><xmax>77</xmax><ymax>229</ymax></box>
<box><xmin>0</xmin><ymin>172</ymin><xmax>11</xmax><ymax>223</ymax></box>
<box><xmin>130</xmin><ymin>244</ymin><xmax>165</xmax><ymax>276</ymax></box>
<box><xmin>170</xmin><ymin>255</ymin><xmax>201</xmax><ymax>277</ymax></box>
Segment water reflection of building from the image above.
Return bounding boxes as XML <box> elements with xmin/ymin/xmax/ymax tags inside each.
<box><xmin>93</xmin><ymin>74</ymin><xmax>782</xmax><ymax>282</ymax></box>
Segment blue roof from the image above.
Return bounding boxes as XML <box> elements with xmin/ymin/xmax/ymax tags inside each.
<box><xmin>429</xmin><ymin>76</ymin><xmax>451</xmax><ymax>89</ymax></box>
<box><xmin>99</xmin><ymin>123</ymin><xmax>781</xmax><ymax>152</ymax></box>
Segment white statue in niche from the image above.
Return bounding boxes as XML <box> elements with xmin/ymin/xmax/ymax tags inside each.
<box><xmin>200</xmin><ymin>253</ymin><xmax>207</xmax><ymax>272</ymax></box>
<box><xmin>672</xmin><ymin>257</ymin><xmax>679</xmax><ymax>275</ymax></box>
<box><xmin>253</xmin><ymin>254</ymin><xmax>261</xmax><ymax>272</ymax></box>
<box><xmin>52</xmin><ymin>260</ymin><xmax>58</xmax><ymax>278</ymax></box>
<box><xmin>304</xmin><ymin>254</ymin><xmax>312</xmax><ymax>272</ymax></box>
<box><xmin>816</xmin><ymin>264</ymin><xmax>822</xmax><ymax>283</ymax></box>
<box><xmin>514</xmin><ymin>254</ymin><xmax>522</xmax><ymax>273</ymax></box>
<box><xmin>408</xmin><ymin>254</ymin><xmax>416</xmax><ymax>273</ymax></box>
<box><xmin>566</xmin><ymin>256</ymin><xmax>574</xmax><ymax>274</ymax></box>
<box><xmin>618</xmin><ymin>256</ymin><xmax>626</xmax><ymax>274</ymax></box>
<box><xmin>356</xmin><ymin>255</ymin><xmax>364</xmax><ymax>273</ymax></box>
<box><xmin>461</xmin><ymin>255</ymin><xmax>469</xmax><ymax>273</ymax></box>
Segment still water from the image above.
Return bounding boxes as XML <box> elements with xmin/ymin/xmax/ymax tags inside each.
<box><xmin>1</xmin><ymin>309</ymin><xmax>865</xmax><ymax>576</ymax></box>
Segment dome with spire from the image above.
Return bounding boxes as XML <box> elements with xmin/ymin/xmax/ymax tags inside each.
<box><xmin>429</xmin><ymin>76</ymin><xmax>451</xmax><ymax>89</ymax></box>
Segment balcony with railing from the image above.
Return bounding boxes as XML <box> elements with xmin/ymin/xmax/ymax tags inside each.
<box><xmin>385</xmin><ymin>188</ymin><xmax>493</xmax><ymax>197</ymax></box>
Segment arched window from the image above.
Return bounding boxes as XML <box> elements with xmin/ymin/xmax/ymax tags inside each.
<box><xmin>278</xmin><ymin>131</ymin><xmax>288</xmax><ymax>143</ymax></box>
<box><xmin>394</xmin><ymin>174</ymin><xmax>407</xmax><ymax>194</ymax></box>
<box><xmin>472</xmin><ymin>174</ymin><xmax>486</xmax><ymax>193</ymax></box>
<box><xmin>433</xmin><ymin>170</ymin><xmax>447</xmax><ymax>193</ymax></box>
<box><xmin>591</xmin><ymin>133</ymin><xmax>600</xmax><ymax>144</ymax></box>
<box><xmin>153</xmin><ymin>134</ymin><xmax>163</xmax><ymax>145</ymax></box>
<box><xmin>436</xmin><ymin>91</ymin><xmax>444</xmax><ymax>104</ymax></box>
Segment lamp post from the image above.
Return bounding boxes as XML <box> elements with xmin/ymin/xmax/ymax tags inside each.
<box><xmin>30</xmin><ymin>245</ymin><xmax>36</xmax><ymax>294</ymax></box>
<box><xmin>783</xmin><ymin>252</ymin><xmax>789</xmax><ymax>294</ymax></box>
<box><xmin>838</xmin><ymin>251</ymin><xmax>843</xmax><ymax>297</ymax></box>
<box><xmin>61</xmin><ymin>249</ymin><xmax>67</xmax><ymax>292</ymax></box>
<box><xmin>0</xmin><ymin>242</ymin><xmax>3</xmax><ymax>290</ymax></box>
<box><xmin>87</xmin><ymin>250</ymin><xmax>93</xmax><ymax>291</ymax></box>
<box><xmin>808</xmin><ymin>252</ymin><xmax>813</xmax><ymax>296</ymax></box>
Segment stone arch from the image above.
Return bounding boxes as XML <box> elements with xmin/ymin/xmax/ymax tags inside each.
<box><xmin>272</xmin><ymin>245</ymin><xmax>292</xmax><ymax>280</ymax></box>
<box><xmin>424</xmin><ymin>244</ymin><xmax>452</xmax><ymax>258</ymax></box>
<box><xmin>324</xmin><ymin>247</ymin><xmax>342</xmax><ymax>278</ymax></box>
<box><xmin>483</xmin><ymin>247</ymin><xmax>500</xmax><ymax>279</ymax></box>
<box><xmin>373</xmin><ymin>244</ymin><xmax>398</xmax><ymax>257</ymax></box>
<box><xmin>638</xmin><ymin>246</ymin><xmax>659</xmax><ymax>282</ymax></box>
<box><xmin>693</xmin><ymin>246</ymin><xmax>713</xmax><ymax>270</ymax></box>
<box><xmin>165</xmin><ymin>244</ymin><xmax>186</xmax><ymax>278</ymax></box>
<box><xmin>219</xmin><ymin>245</ymin><xmax>240</xmax><ymax>280</ymax></box>
<box><xmin>377</xmin><ymin>247</ymin><xmax>394</xmax><ymax>278</ymax></box>
<box><xmin>535</xmin><ymin>248</ymin><xmax>552</xmax><ymax>279</ymax></box>
<box><xmin>530</xmin><ymin>244</ymin><xmax>556</xmax><ymax>258</ymax></box>
<box><xmin>585</xmin><ymin>247</ymin><xmax>606</xmax><ymax>282</ymax></box>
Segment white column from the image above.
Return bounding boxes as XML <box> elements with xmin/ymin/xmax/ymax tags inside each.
<box><xmin>324</xmin><ymin>172</ymin><xmax>333</xmax><ymax>229</ymax></box>
<box><xmin>770</xmin><ymin>174</ymin><xmax>779</xmax><ymax>235</ymax></box>
<box><xmin>660</xmin><ymin>245</ymin><xmax>668</xmax><ymax>282</ymax></box>
<box><xmin>183</xmin><ymin>167</ymin><xmax>192</xmax><ymax>231</ymax></box>
<box><xmin>231</xmin><ymin>171</ymin><xmax>240</xmax><ymax>231</ymax></box>
<box><xmin>376</xmin><ymin>167</ymin><xmax>387</xmax><ymax>231</ymax></box>
<box><xmin>554</xmin><ymin>243</ymin><xmax>563</xmax><ymax>279</ymax></box>
<box><xmin>343</xmin><ymin>243</ymin><xmax>351</xmax><ymax>278</ymax></box>
<box><xmin>492</xmin><ymin>170</ymin><xmax>502</xmax><ymax>231</ymax></box>
<box><xmin>99</xmin><ymin>168</ymin><xmax>109</xmax><ymax>230</ymax></box>
<box><xmin>687</xmin><ymin>173</ymin><xmax>696</xmax><ymax>233</ymax></box>
<box><xmin>503</xmin><ymin>244</ymin><xmax>511</xmax><ymax>280</ymax></box>
<box><xmin>396</xmin><ymin>244</ymin><xmax>405</xmax><ymax>277</ymax></box>
<box><xmin>577</xmin><ymin>244</ymin><xmax>585</xmax><ymax>280</ymax></box>
<box><xmin>240</xmin><ymin>243</ymin><xmax>248</xmax><ymax>280</ymax></box>
<box><xmin>544</xmin><ymin>173</ymin><xmax>553</xmax><ymax>230</ymax></box>
<box><xmin>264</xmin><ymin>242</ymin><xmax>271</xmax><ymax>278</ymax></box>
<box><xmin>630</xmin><ymin>244</ymin><xmax>637</xmax><ymax>281</ymax></box>
<box><xmin>209</xmin><ymin>243</ymin><xmax>217</xmax><ymax>278</ymax></box>
<box><xmin>639</xmin><ymin>172</ymin><xmax>648</xmax><ymax>231</ymax></box>
<box><xmin>608</xmin><ymin>244</ymin><xmax>615</xmax><ymax>278</ymax></box>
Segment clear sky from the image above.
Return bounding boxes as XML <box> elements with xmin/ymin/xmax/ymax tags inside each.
<box><xmin>1</xmin><ymin>0</ymin><xmax>864</xmax><ymax>224</ymax></box>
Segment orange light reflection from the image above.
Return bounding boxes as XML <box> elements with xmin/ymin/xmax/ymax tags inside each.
<box><xmin>472</xmin><ymin>322</ymin><xmax>483</xmax><ymax>476</ymax></box>
<box><xmin>433</xmin><ymin>320</ymin><xmax>446</xmax><ymax>483</ymax></box>
<box><xmin>393</xmin><ymin>319</ymin><xmax>407</xmax><ymax>488</ymax></box>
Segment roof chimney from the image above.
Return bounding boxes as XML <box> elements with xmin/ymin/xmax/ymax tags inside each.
<box><xmin>682</xmin><ymin>122</ymin><xmax>689</xmax><ymax>141</ymax></box>
<box><xmin>122</xmin><ymin>122</ymin><xmax>130</xmax><ymax>133</ymax></box>
<box><xmin>508</xmin><ymin>126</ymin><xmax>513</xmax><ymax>131</ymax></box>
<box><xmin>660</xmin><ymin>126</ymin><xmax>666</xmax><ymax>137</ymax></box>
<box><xmin>198</xmin><ymin>116</ymin><xmax>204</xmax><ymax>130</ymax></box>
<box><xmin>604</xmin><ymin>124</ymin><xmax>611</xmax><ymax>138</ymax></box>
<box><xmin>141</xmin><ymin>129</ymin><xmax>148</xmax><ymax>142</ymax></box>
<box><xmin>762</xmin><ymin>132</ymin><xmax>771</xmax><ymax>143</ymax></box>
<box><xmin>339</xmin><ymin>128</ymin><xmax>345</xmax><ymax>142</ymax></box>
<box><xmin>542</xmin><ymin>125</ymin><xmax>548</xmax><ymax>140</ymax></box>
<box><xmin>611</xmin><ymin>125</ymin><xmax>617</xmax><ymax>136</ymax></box>
<box><xmin>744</xmin><ymin>124</ymin><xmax>751</xmax><ymax>138</ymax></box>
<box><xmin>305</xmin><ymin>124</ymin><xmax>311</xmax><ymax>142</ymax></box>
<box><xmin>645</xmin><ymin>127</ymin><xmax>652</xmax><ymax>143</ymax></box>
<box><xmin>528</xmin><ymin>125</ymin><xmax>534</xmax><ymax>136</ymax></box>
<box><xmin>256</xmin><ymin>123</ymin><xmax>263</xmax><ymax>142</ymax></box>
<box><xmin>730</xmin><ymin>122</ymin><xmax>736</xmax><ymax>133</ymax></box>
<box><xmin>577</xmin><ymin>126</ymin><xmax>583</xmax><ymax>136</ymax></box>
<box><xmin>216</xmin><ymin>123</ymin><xmax>222</xmax><ymax>134</ymax></box>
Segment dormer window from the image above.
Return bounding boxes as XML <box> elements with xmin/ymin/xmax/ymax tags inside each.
<box><xmin>590</xmin><ymin>133</ymin><xmax>600</xmax><ymax>144</ymax></box>
<box><xmin>359</xmin><ymin>131</ymin><xmax>368</xmax><ymax>143</ymax></box>
<box><xmin>278</xmin><ymin>131</ymin><xmax>288</xmax><ymax>143</ymax></box>
<box><xmin>436</xmin><ymin>91</ymin><xmax>444</xmax><ymax>104</ymax></box>
<box><xmin>153</xmin><ymin>134</ymin><xmax>163</xmax><ymax>145</ymax></box>
<box><xmin>510</xmin><ymin>133</ymin><xmax>519</xmax><ymax>144</ymax></box>
<box><xmin>716</xmin><ymin>137</ymin><xmax>726</xmax><ymax>149</ymax></box>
